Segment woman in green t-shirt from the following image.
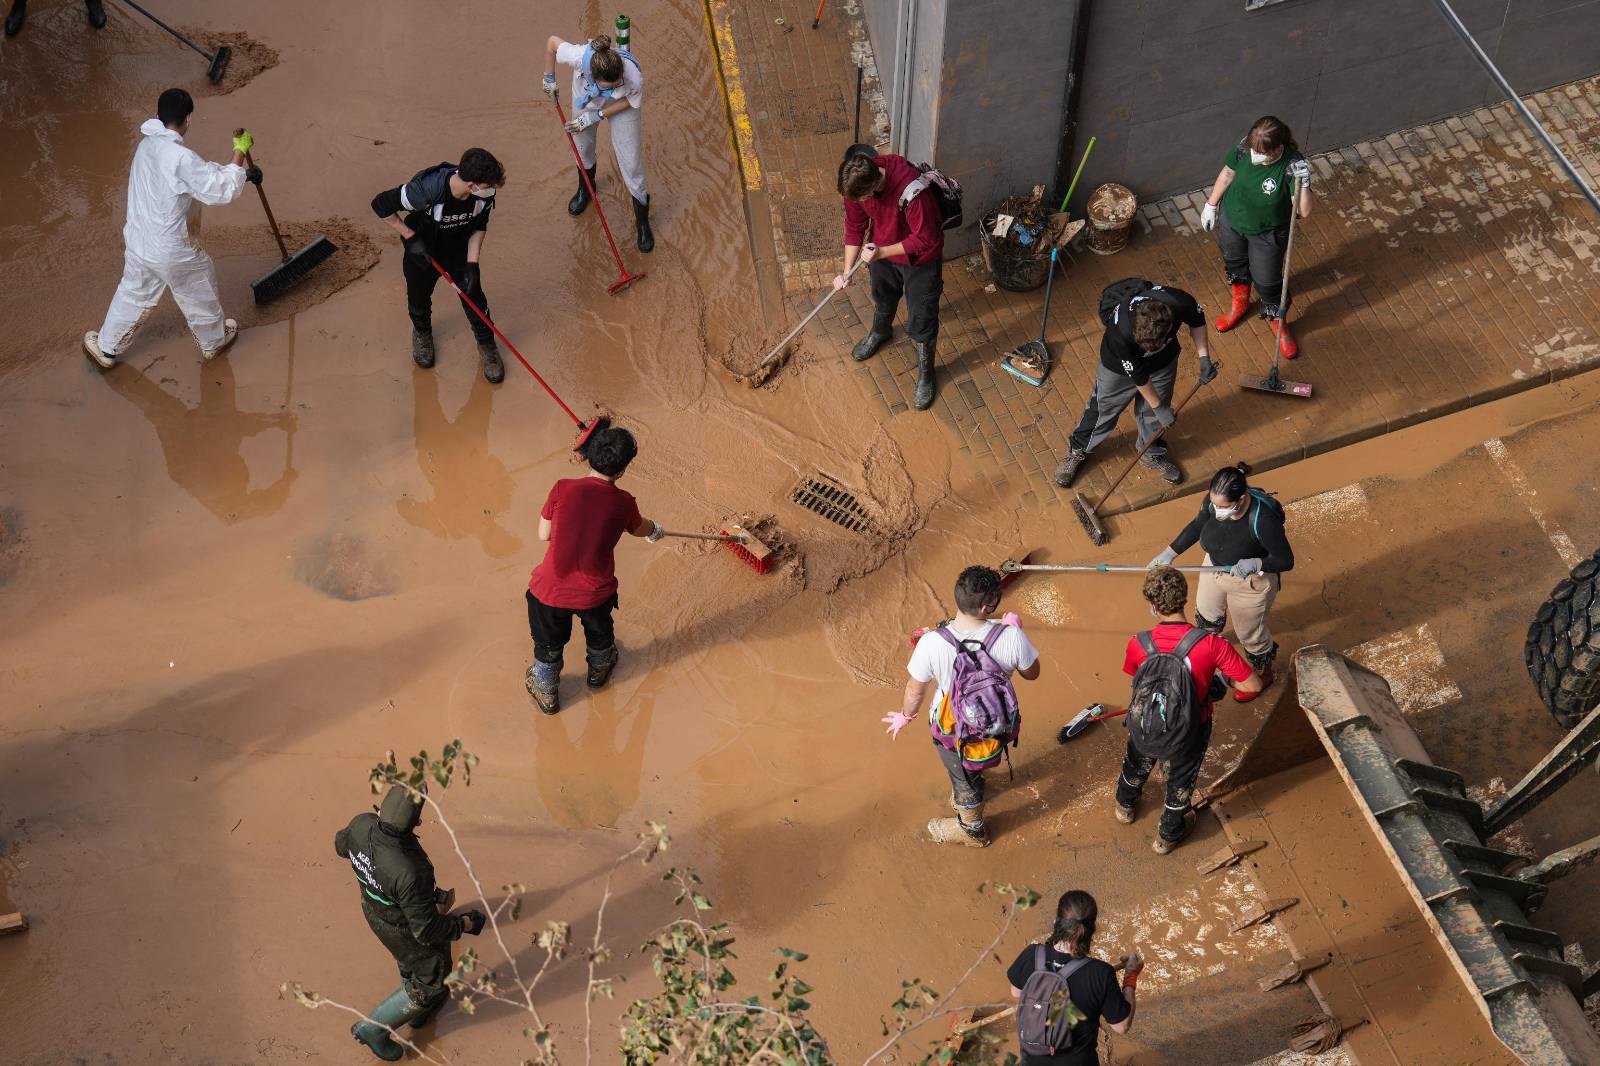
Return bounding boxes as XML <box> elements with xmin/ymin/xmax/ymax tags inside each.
<box><xmin>1200</xmin><ymin>116</ymin><xmax>1313</xmax><ymax>357</ymax></box>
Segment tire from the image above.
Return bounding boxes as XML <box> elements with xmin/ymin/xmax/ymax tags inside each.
<box><xmin>1524</xmin><ymin>550</ymin><xmax>1600</xmax><ymax>729</ymax></box>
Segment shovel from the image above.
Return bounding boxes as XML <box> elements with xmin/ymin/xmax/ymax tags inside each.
<box><xmin>1057</xmin><ymin>703</ymin><xmax>1128</xmax><ymax>743</ymax></box>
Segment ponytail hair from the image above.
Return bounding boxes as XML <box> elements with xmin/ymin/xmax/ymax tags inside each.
<box><xmin>589</xmin><ymin>34</ymin><xmax>625</xmax><ymax>82</ymax></box>
<box><xmin>837</xmin><ymin>153</ymin><xmax>883</xmax><ymax>200</ymax></box>
<box><xmin>1048</xmin><ymin>890</ymin><xmax>1098</xmax><ymax>958</ymax></box>
<box><xmin>1209</xmin><ymin>461</ymin><xmax>1251</xmax><ymax>504</ymax></box>
<box><xmin>1246</xmin><ymin>115</ymin><xmax>1296</xmax><ymax>157</ymax></box>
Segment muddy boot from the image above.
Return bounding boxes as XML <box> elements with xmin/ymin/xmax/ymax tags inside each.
<box><xmin>82</xmin><ymin>331</ymin><xmax>116</xmax><ymax>370</ymax></box>
<box><xmin>85</xmin><ymin>0</ymin><xmax>105</xmax><ymax>27</ymax></box>
<box><xmin>1115</xmin><ymin>799</ymin><xmax>1137</xmax><ymax>824</ymax></box>
<box><xmin>1214</xmin><ymin>281</ymin><xmax>1251</xmax><ymax>331</ymax></box>
<box><xmin>1237</xmin><ymin>643</ymin><xmax>1279</xmax><ymax>702</ymax></box>
<box><xmin>477</xmin><ymin>337</ymin><xmax>505</xmax><ymax>384</ymax></box>
<box><xmin>586</xmin><ymin>645</ymin><xmax>618</xmax><ymax>689</ymax></box>
<box><xmin>202</xmin><ymin>319</ymin><xmax>239</xmax><ymax>361</ymax></box>
<box><xmin>850</xmin><ymin>310</ymin><xmax>893</xmax><ymax>362</ymax></box>
<box><xmin>1053</xmin><ymin>448</ymin><xmax>1089</xmax><ymax>488</ymax></box>
<box><xmin>411</xmin><ymin>329</ymin><xmax>436</xmax><ymax>369</ymax></box>
<box><xmin>1152</xmin><ymin>811</ymin><xmax>1197</xmax><ymax>855</ymax></box>
<box><xmin>525</xmin><ymin>660</ymin><xmax>561</xmax><ymax>715</ymax></box>
<box><xmin>1139</xmin><ymin>449</ymin><xmax>1183</xmax><ymax>485</ymax></box>
<box><xmin>911</xmin><ymin>340</ymin><xmax>937</xmax><ymax>411</ymax></box>
<box><xmin>928</xmin><ymin>799</ymin><xmax>989</xmax><ymax>847</ymax></box>
<box><xmin>351</xmin><ymin>986</ymin><xmax>424</xmax><ymax>1062</ymax></box>
<box><xmin>4</xmin><ymin>0</ymin><xmax>25</xmax><ymax>37</ymax></box>
<box><xmin>633</xmin><ymin>195</ymin><xmax>654</xmax><ymax>253</ymax></box>
<box><xmin>568</xmin><ymin>165</ymin><xmax>597</xmax><ymax>216</ymax></box>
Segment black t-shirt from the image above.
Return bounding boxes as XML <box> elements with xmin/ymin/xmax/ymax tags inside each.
<box><xmin>1098</xmin><ymin>285</ymin><xmax>1206</xmax><ymax>385</ymax></box>
<box><xmin>1170</xmin><ymin>493</ymin><xmax>1295</xmax><ymax>573</ymax></box>
<box><xmin>370</xmin><ymin>163</ymin><xmax>494</xmax><ymax>254</ymax></box>
<box><xmin>1005</xmin><ymin>944</ymin><xmax>1129</xmax><ymax>1066</ymax></box>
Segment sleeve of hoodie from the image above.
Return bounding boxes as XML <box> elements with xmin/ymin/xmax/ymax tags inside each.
<box><xmin>899</xmin><ymin>187</ymin><xmax>941</xmax><ymax>259</ymax></box>
<box><xmin>176</xmin><ymin>148</ymin><xmax>247</xmax><ymax>206</ymax></box>
<box><xmin>843</xmin><ymin>196</ymin><xmax>869</xmax><ymax>248</ymax></box>
<box><xmin>371</xmin><ymin>168</ymin><xmax>446</xmax><ymax>220</ymax></box>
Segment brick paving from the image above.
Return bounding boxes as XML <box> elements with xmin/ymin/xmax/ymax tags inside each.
<box><xmin>713</xmin><ymin>4</ymin><xmax>1600</xmax><ymax>515</ymax></box>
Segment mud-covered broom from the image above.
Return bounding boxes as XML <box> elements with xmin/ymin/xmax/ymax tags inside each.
<box><xmin>238</xmin><ymin>132</ymin><xmax>337</xmax><ymax>304</ymax></box>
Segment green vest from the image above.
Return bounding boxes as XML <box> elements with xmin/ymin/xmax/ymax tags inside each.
<box><xmin>1221</xmin><ymin>143</ymin><xmax>1301</xmax><ymax>235</ymax></box>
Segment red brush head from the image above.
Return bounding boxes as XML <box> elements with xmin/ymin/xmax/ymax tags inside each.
<box><xmin>720</xmin><ymin>526</ymin><xmax>773</xmax><ymax>575</ymax></box>
<box><xmin>607</xmin><ymin>271</ymin><xmax>646</xmax><ymax>295</ymax></box>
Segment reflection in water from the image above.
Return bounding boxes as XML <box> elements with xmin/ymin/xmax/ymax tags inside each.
<box><xmin>106</xmin><ymin>353</ymin><xmax>297</xmax><ymax>523</ymax></box>
<box><xmin>396</xmin><ymin>368</ymin><xmax>521</xmax><ymax>559</ymax></box>
<box><xmin>535</xmin><ymin>693</ymin><xmax>655</xmax><ymax>829</ymax></box>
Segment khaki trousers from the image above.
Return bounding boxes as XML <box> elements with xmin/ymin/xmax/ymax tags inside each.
<box><xmin>1197</xmin><ymin>555</ymin><xmax>1279</xmax><ymax>655</ymax></box>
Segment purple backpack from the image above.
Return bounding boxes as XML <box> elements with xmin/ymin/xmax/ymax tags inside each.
<box><xmin>939</xmin><ymin>625</ymin><xmax>1021</xmax><ymax>766</ymax></box>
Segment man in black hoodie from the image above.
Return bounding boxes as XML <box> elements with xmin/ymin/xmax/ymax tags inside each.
<box><xmin>334</xmin><ymin>784</ymin><xmax>486</xmax><ymax>1061</ymax></box>
<box><xmin>371</xmin><ymin>148</ymin><xmax>507</xmax><ymax>383</ymax></box>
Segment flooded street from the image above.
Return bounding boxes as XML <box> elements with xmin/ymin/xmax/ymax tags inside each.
<box><xmin>3</xmin><ymin>2</ymin><xmax>1598</xmax><ymax>1064</ymax></box>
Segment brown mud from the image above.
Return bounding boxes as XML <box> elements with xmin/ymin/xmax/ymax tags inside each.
<box><xmin>181</xmin><ymin>28</ymin><xmax>280</xmax><ymax>95</ymax></box>
<box><xmin>1</xmin><ymin>2</ymin><xmax>1597</xmax><ymax>1064</ymax></box>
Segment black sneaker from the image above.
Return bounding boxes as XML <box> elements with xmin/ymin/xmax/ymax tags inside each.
<box><xmin>1139</xmin><ymin>451</ymin><xmax>1183</xmax><ymax>485</ymax></box>
<box><xmin>1054</xmin><ymin>448</ymin><xmax>1089</xmax><ymax>488</ymax></box>
<box><xmin>412</xmin><ymin>329</ymin><xmax>436</xmax><ymax>369</ymax></box>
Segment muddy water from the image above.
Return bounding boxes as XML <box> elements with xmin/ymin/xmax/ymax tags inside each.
<box><xmin>3</xmin><ymin>3</ymin><xmax>1597</xmax><ymax>1065</ymax></box>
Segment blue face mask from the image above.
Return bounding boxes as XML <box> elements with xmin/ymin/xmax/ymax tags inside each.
<box><xmin>597</xmin><ymin>83</ymin><xmax>624</xmax><ymax>98</ymax></box>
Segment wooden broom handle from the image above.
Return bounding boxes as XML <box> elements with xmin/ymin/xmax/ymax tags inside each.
<box><xmin>236</xmin><ymin>128</ymin><xmax>289</xmax><ymax>260</ymax></box>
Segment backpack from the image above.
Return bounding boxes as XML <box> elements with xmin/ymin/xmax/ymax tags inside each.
<box><xmin>1126</xmin><ymin>627</ymin><xmax>1208</xmax><ymax>759</ymax></box>
<box><xmin>1097</xmin><ymin>276</ymin><xmax>1178</xmax><ymax>327</ymax></box>
<box><xmin>1244</xmin><ymin>487</ymin><xmax>1284</xmax><ymax>538</ymax></box>
<box><xmin>937</xmin><ymin>624</ymin><xmax>1020</xmax><ymax>762</ymax></box>
<box><xmin>1017</xmin><ymin>945</ymin><xmax>1091</xmax><ymax>1056</ymax></box>
<box><xmin>900</xmin><ymin>164</ymin><xmax>963</xmax><ymax>231</ymax></box>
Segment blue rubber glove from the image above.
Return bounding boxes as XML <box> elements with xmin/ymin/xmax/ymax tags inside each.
<box><xmin>1231</xmin><ymin>558</ymin><xmax>1263</xmax><ymax>579</ymax></box>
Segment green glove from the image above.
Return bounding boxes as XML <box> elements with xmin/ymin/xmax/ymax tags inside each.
<box><xmin>232</xmin><ymin>131</ymin><xmax>253</xmax><ymax>155</ymax></box>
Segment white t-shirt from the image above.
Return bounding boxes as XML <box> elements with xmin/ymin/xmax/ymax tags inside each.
<box><xmin>907</xmin><ymin>621</ymin><xmax>1039</xmax><ymax>706</ymax></box>
<box><xmin>556</xmin><ymin>40</ymin><xmax>644</xmax><ymax>111</ymax></box>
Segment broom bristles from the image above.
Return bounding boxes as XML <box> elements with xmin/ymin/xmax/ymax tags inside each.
<box><xmin>250</xmin><ymin>236</ymin><xmax>337</xmax><ymax>304</ymax></box>
<box><xmin>1071</xmin><ymin>493</ymin><xmax>1109</xmax><ymax>546</ymax></box>
<box><xmin>721</xmin><ymin>525</ymin><xmax>774</xmax><ymax>575</ymax></box>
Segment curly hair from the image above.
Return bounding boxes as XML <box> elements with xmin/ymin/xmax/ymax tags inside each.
<box><xmin>1142</xmin><ymin>565</ymin><xmax>1188</xmax><ymax>616</ymax></box>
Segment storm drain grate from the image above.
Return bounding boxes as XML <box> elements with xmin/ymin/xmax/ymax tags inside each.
<box><xmin>790</xmin><ymin>475</ymin><xmax>873</xmax><ymax>534</ymax></box>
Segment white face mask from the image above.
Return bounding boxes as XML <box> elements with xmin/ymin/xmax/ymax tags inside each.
<box><xmin>1249</xmin><ymin>149</ymin><xmax>1273</xmax><ymax>166</ymax></box>
<box><xmin>1213</xmin><ymin>504</ymin><xmax>1239</xmax><ymax>519</ymax></box>
<box><xmin>470</xmin><ymin>187</ymin><xmax>495</xmax><ymax>199</ymax></box>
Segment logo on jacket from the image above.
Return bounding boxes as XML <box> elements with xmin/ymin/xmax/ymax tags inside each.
<box><xmin>1261</xmin><ymin>177</ymin><xmax>1279</xmax><ymax>196</ymax></box>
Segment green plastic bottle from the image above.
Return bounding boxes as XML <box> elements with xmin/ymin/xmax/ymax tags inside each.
<box><xmin>615</xmin><ymin>13</ymin><xmax>631</xmax><ymax>49</ymax></box>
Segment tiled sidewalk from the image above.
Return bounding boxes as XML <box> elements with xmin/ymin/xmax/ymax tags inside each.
<box><xmin>712</xmin><ymin>2</ymin><xmax>1600</xmax><ymax>514</ymax></box>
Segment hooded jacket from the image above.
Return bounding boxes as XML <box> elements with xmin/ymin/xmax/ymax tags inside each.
<box><xmin>122</xmin><ymin>118</ymin><xmax>247</xmax><ymax>262</ymax></box>
<box><xmin>841</xmin><ymin>154</ymin><xmax>943</xmax><ymax>265</ymax></box>
<box><xmin>334</xmin><ymin>812</ymin><xmax>463</xmax><ymax>946</ymax></box>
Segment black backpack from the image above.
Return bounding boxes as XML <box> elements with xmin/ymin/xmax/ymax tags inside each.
<box><xmin>1098</xmin><ymin>276</ymin><xmax>1184</xmax><ymax>328</ymax></box>
<box><xmin>1017</xmin><ymin>946</ymin><xmax>1091</xmax><ymax>1056</ymax></box>
<box><xmin>899</xmin><ymin>164</ymin><xmax>964</xmax><ymax>231</ymax></box>
<box><xmin>1126</xmin><ymin>628</ymin><xmax>1207</xmax><ymax>759</ymax></box>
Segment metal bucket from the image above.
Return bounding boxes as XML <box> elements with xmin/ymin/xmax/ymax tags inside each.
<box><xmin>1085</xmin><ymin>183</ymin><xmax>1137</xmax><ymax>255</ymax></box>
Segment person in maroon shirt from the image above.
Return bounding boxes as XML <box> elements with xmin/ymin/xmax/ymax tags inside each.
<box><xmin>1114</xmin><ymin>566</ymin><xmax>1260</xmax><ymax>853</ymax></box>
<box><xmin>832</xmin><ymin>146</ymin><xmax>945</xmax><ymax>411</ymax></box>
<box><xmin>524</xmin><ymin>425</ymin><xmax>661</xmax><ymax>715</ymax></box>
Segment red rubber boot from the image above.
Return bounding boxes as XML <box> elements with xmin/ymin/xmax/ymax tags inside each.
<box><xmin>1271</xmin><ymin>318</ymin><xmax>1298</xmax><ymax>359</ymax></box>
<box><xmin>1214</xmin><ymin>282</ymin><xmax>1251</xmax><ymax>331</ymax></box>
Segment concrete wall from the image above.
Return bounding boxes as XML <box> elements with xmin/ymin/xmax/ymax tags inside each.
<box><xmin>862</xmin><ymin>0</ymin><xmax>1600</xmax><ymax>247</ymax></box>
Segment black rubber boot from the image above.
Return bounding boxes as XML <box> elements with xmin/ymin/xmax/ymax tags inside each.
<box><xmin>850</xmin><ymin>311</ymin><xmax>893</xmax><ymax>362</ymax></box>
<box><xmin>85</xmin><ymin>0</ymin><xmax>105</xmax><ymax>27</ymax></box>
<box><xmin>568</xmin><ymin>166</ymin><xmax>597</xmax><ymax>216</ymax></box>
<box><xmin>4</xmin><ymin>0</ymin><xmax>26</xmax><ymax>37</ymax></box>
<box><xmin>587</xmin><ymin>645</ymin><xmax>619</xmax><ymax>689</ymax></box>
<box><xmin>411</xmin><ymin>329</ymin><xmax>435</xmax><ymax>369</ymax></box>
<box><xmin>1195</xmin><ymin>610</ymin><xmax>1226</xmax><ymax>636</ymax></box>
<box><xmin>911</xmin><ymin>340</ymin><xmax>937</xmax><ymax>411</ymax></box>
<box><xmin>351</xmin><ymin>987</ymin><xmax>425</xmax><ymax>1062</ymax></box>
<box><xmin>1053</xmin><ymin>448</ymin><xmax>1089</xmax><ymax>488</ymax></box>
<box><xmin>477</xmin><ymin>338</ymin><xmax>504</xmax><ymax>384</ymax></box>
<box><xmin>633</xmin><ymin>195</ymin><xmax>654</xmax><ymax>253</ymax></box>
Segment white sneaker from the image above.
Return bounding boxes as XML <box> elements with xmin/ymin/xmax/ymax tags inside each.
<box><xmin>82</xmin><ymin>331</ymin><xmax>116</xmax><ymax>369</ymax></box>
<box><xmin>202</xmin><ymin>318</ymin><xmax>239</xmax><ymax>361</ymax></box>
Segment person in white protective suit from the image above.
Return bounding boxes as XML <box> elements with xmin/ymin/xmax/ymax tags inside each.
<box><xmin>83</xmin><ymin>88</ymin><xmax>260</xmax><ymax>369</ymax></box>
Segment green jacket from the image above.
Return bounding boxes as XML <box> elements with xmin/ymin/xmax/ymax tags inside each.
<box><xmin>335</xmin><ymin>812</ymin><xmax>463</xmax><ymax>946</ymax></box>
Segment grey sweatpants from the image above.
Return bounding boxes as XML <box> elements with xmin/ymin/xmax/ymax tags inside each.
<box><xmin>572</xmin><ymin>105</ymin><xmax>647</xmax><ymax>202</ymax></box>
<box><xmin>1068</xmin><ymin>360</ymin><xmax>1177</xmax><ymax>457</ymax></box>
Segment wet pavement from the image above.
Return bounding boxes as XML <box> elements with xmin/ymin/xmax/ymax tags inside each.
<box><xmin>1</xmin><ymin>1</ymin><xmax>1598</xmax><ymax>1065</ymax></box>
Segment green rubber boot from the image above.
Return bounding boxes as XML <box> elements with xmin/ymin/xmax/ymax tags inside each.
<box><xmin>351</xmin><ymin>986</ymin><xmax>425</xmax><ymax>1061</ymax></box>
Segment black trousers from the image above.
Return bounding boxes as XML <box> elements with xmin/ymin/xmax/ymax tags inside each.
<box><xmin>526</xmin><ymin>589</ymin><xmax>617</xmax><ymax>665</ymax></box>
<box><xmin>402</xmin><ymin>247</ymin><xmax>494</xmax><ymax>343</ymax></box>
<box><xmin>1218</xmin><ymin>213</ymin><xmax>1292</xmax><ymax>314</ymax></box>
<box><xmin>1115</xmin><ymin>717</ymin><xmax>1213</xmax><ymax>842</ymax></box>
<box><xmin>363</xmin><ymin>905</ymin><xmax>451</xmax><ymax>1009</ymax></box>
<box><xmin>867</xmin><ymin>259</ymin><xmax>943</xmax><ymax>345</ymax></box>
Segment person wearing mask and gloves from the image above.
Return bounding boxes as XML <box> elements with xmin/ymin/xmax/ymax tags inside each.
<box><xmin>1200</xmin><ymin>115</ymin><xmax>1313</xmax><ymax>358</ymax></box>
<box><xmin>1150</xmin><ymin>463</ymin><xmax>1293</xmax><ymax>694</ymax></box>
<box><xmin>335</xmin><ymin>784</ymin><xmax>487</xmax><ymax>1061</ymax></box>
<box><xmin>83</xmin><ymin>88</ymin><xmax>258</xmax><ymax>369</ymax></box>
<box><xmin>371</xmin><ymin>148</ymin><xmax>508</xmax><ymax>383</ymax></box>
<box><xmin>542</xmin><ymin>33</ymin><xmax>653</xmax><ymax>253</ymax></box>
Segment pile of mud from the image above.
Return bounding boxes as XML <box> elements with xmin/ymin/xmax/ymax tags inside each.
<box><xmin>717</xmin><ymin>324</ymin><xmax>803</xmax><ymax>387</ymax></box>
<box><xmin>213</xmin><ymin>216</ymin><xmax>381</xmax><ymax>331</ymax></box>
<box><xmin>294</xmin><ymin>531</ymin><xmax>395</xmax><ymax>602</ymax></box>
<box><xmin>183</xmin><ymin>29</ymin><xmax>281</xmax><ymax>95</ymax></box>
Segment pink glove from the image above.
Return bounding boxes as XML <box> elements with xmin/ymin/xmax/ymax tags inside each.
<box><xmin>882</xmin><ymin>710</ymin><xmax>915</xmax><ymax>738</ymax></box>
<box><xmin>1002</xmin><ymin>612</ymin><xmax>1021</xmax><ymax>628</ymax></box>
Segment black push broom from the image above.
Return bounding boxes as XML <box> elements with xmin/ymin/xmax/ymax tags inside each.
<box><xmin>116</xmin><ymin>0</ymin><xmax>231</xmax><ymax>84</ymax></box>
<box><xmin>237</xmin><ymin>131</ymin><xmax>337</xmax><ymax>304</ymax></box>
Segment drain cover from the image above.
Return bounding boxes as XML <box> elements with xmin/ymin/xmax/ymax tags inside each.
<box><xmin>790</xmin><ymin>474</ymin><xmax>873</xmax><ymax>534</ymax></box>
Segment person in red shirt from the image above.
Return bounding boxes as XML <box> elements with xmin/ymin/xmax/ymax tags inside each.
<box><xmin>1115</xmin><ymin>566</ymin><xmax>1261</xmax><ymax>853</ymax></box>
<box><xmin>525</xmin><ymin>425</ymin><xmax>661</xmax><ymax>715</ymax></box>
<box><xmin>831</xmin><ymin>146</ymin><xmax>945</xmax><ymax>412</ymax></box>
